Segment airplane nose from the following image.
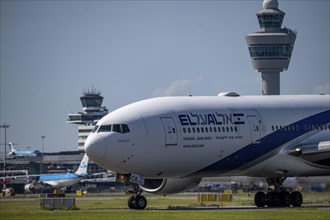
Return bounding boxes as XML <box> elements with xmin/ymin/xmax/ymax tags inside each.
<box><xmin>84</xmin><ymin>134</ymin><xmax>106</xmax><ymax>161</ymax></box>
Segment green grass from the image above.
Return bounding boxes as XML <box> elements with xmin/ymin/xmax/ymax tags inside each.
<box><xmin>1</xmin><ymin>192</ymin><xmax>329</xmax><ymax>220</ymax></box>
<box><xmin>2</xmin><ymin>209</ymin><xmax>330</xmax><ymax>220</ymax></box>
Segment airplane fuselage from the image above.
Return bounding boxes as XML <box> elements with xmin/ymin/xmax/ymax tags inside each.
<box><xmin>38</xmin><ymin>173</ymin><xmax>86</xmax><ymax>188</ymax></box>
<box><xmin>85</xmin><ymin>95</ymin><xmax>330</xmax><ymax>180</ymax></box>
<box><xmin>9</xmin><ymin>151</ymin><xmax>40</xmax><ymax>157</ymax></box>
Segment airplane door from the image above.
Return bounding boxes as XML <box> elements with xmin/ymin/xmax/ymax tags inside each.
<box><xmin>160</xmin><ymin>117</ymin><xmax>178</xmax><ymax>146</ymax></box>
<box><xmin>247</xmin><ymin>115</ymin><xmax>261</xmax><ymax>144</ymax></box>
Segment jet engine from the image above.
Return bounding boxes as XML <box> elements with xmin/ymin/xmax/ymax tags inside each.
<box><xmin>24</xmin><ymin>182</ymin><xmax>44</xmax><ymax>193</ymax></box>
<box><xmin>139</xmin><ymin>177</ymin><xmax>202</xmax><ymax>194</ymax></box>
<box><xmin>289</xmin><ymin>141</ymin><xmax>330</xmax><ymax>166</ymax></box>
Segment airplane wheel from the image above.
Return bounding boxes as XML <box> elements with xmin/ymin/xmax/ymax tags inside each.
<box><xmin>128</xmin><ymin>195</ymin><xmax>135</xmax><ymax>209</ymax></box>
<box><xmin>254</xmin><ymin>191</ymin><xmax>266</xmax><ymax>207</ymax></box>
<box><xmin>133</xmin><ymin>195</ymin><xmax>147</xmax><ymax>210</ymax></box>
<box><xmin>272</xmin><ymin>191</ymin><xmax>281</xmax><ymax>207</ymax></box>
<box><xmin>265</xmin><ymin>192</ymin><xmax>274</xmax><ymax>207</ymax></box>
<box><xmin>291</xmin><ymin>191</ymin><xmax>303</xmax><ymax>207</ymax></box>
<box><xmin>280</xmin><ymin>191</ymin><xmax>292</xmax><ymax>207</ymax></box>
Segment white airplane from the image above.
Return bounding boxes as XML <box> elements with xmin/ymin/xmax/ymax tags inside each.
<box><xmin>24</xmin><ymin>154</ymin><xmax>89</xmax><ymax>193</ymax></box>
<box><xmin>8</xmin><ymin>143</ymin><xmax>40</xmax><ymax>157</ymax></box>
<box><xmin>85</xmin><ymin>93</ymin><xmax>330</xmax><ymax>209</ymax></box>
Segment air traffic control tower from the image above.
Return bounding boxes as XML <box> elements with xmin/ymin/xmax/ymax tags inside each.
<box><xmin>67</xmin><ymin>88</ymin><xmax>108</xmax><ymax>151</ymax></box>
<box><xmin>246</xmin><ymin>0</ymin><xmax>296</xmax><ymax>95</ymax></box>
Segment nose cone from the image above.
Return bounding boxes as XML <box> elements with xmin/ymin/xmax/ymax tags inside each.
<box><xmin>85</xmin><ymin>134</ymin><xmax>106</xmax><ymax>162</ymax></box>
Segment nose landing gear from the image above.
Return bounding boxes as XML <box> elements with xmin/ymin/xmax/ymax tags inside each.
<box><xmin>254</xmin><ymin>177</ymin><xmax>303</xmax><ymax>207</ymax></box>
<box><xmin>127</xmin><ymin>184</ymin><xmax>147</xmax><ymax>209</ymax></box>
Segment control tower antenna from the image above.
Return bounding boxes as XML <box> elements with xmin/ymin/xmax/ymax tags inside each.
<box><xmin>246</xmin><ymin>0</ymin><xmax>296</xmax><ymax>95</ymax></box>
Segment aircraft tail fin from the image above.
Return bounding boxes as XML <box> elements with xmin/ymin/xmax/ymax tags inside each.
<box><xmin>75</xmin><ymin>154</ymin><xmax>89</xmax><ymax>176</ymax></box>
<box><xmin>8</xmin><ymin>143</ymin><xmax>16</xmax><ymax>154</ymax></box>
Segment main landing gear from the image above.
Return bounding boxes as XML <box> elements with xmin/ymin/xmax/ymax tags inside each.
<box><xmin>254</xmin><ymin>177</ymin><xmax>303</xmax><ymax>208</ymax></box>
<box><xmin>127</xmin><ymin>184</ymin><xmax>147</xmax><ymax>210</ymax></box>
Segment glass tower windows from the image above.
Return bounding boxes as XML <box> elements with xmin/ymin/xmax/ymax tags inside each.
<box><xmin>248</xmin><ymin>44</ymin><xmax>294</xmax><ymax>59</ymax></box>
<box><xmin>257</xmin><ymin>14</ymin><xmax>284</xmax><ymax>29</ymax></box>
<box><xmin>80</xmin><ymin>96</ymin><xmax>103</xmax><ymax>108</ymax></box>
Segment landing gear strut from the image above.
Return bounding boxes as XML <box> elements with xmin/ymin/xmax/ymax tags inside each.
<box><xmin>127</xmin><ymin>184</ymin><xmax>147</xmax><ymax>210</ymax></box>
<box><xmin>254</xmin><ymin>177</ymin><xmax>303</xmax><ymax>208</ymax></box>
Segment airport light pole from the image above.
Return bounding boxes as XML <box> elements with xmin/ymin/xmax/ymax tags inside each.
<box><xmin>0</xmin><ymin>123</ymin><xmax>10</xmax><ymax>190</ymax></box>
<box><xmin>40</xmin><ymin>136</ymin><xmax>46</xmax><ymax>174</ymax></box>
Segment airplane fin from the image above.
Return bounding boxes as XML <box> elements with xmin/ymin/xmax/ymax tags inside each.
<box><xmin>8</xmin><ymin>142</ymin><xmax>15</xmax><ymax>152</ymax></box>
<box><xmin>75</xmin><ymin>154</ymin><xmax>89</xmax><ymax>176</ymax></box>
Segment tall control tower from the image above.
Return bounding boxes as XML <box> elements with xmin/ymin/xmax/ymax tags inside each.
<box><xmin>67</xmin><ymin>88</ymin><xmax>108</xmax><ymax>151</ymax></box>
<box><xmin>246</xmin><ymin>0</ymin><xmax>296</xmax><ymax>95</ymax></box>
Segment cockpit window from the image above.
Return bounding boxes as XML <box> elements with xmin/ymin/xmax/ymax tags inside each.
<box><xmin>97</xmin><ymin>124</ymin><xmax>130</xmax><ymax>134</ymax></box>
<box><xmin>92</xmin><ymin>125</ymin><xmax>99</xmax><ymax>133</ymax></box>
<box><xmin>112</xmin><ymin>124</ymin><xmax>121</xmax><ymax>133</ymax></box>
<box><xmin>122</xmin><ymin>124</ymin><xmax>130</xmax><ymax>133</ymax></box>
<box><xmin>98</xmin><ymin>125</ymin><xmax>112</xmax><ymax>133</ymax></box>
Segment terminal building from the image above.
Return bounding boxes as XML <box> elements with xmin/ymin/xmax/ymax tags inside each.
<box><xmin>67</xmin><ymin>88</ymin><xmax>108</xmax><ymax>151</ymax></box>
<box><xmin>246</xmin><ymin>0</ymin><xmax>296</xmax><ymax>95</ymax></box>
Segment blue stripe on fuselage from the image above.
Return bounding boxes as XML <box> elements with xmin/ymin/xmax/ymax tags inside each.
<box><xmin>39</xmin><ymin>173</ymin><xmax>80</xmax><ymax>182</ymax></box>
<box><xmin>192</xmin><ymin>110</ymin><xmax>330</xmax><ymax>176</ymax></box>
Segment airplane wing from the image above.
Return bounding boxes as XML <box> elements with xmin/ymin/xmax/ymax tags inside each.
<box><xmin>1</xmin><ymin>173</ymin><xmax>54</xmax><ymax>180</ymax></box>
<box><xmin>41</xmin><ymin>181</ymin><xmax>60</xmax><ymax>187</ymax></box>
<box><xmin>0</xmin><ymin>174</ymin><xmax>31</xmax><ymax>180</ymax></box>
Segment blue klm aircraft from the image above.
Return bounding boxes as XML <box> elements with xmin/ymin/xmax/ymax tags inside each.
<box><xmin>8</xmin><ymin>143</ymin><xmax>40</xmax><ymax>157</ymax></box>
<box><xmin>24</xmin><ymin>154</ymin><xmax>89</xmax><ymax>193</ymax></box>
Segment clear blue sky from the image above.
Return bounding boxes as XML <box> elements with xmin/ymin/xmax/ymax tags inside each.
<box><xmin>1</xmin><ymin>0</ymin><xmax>329</xmax><ymax>152</ymax></box>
